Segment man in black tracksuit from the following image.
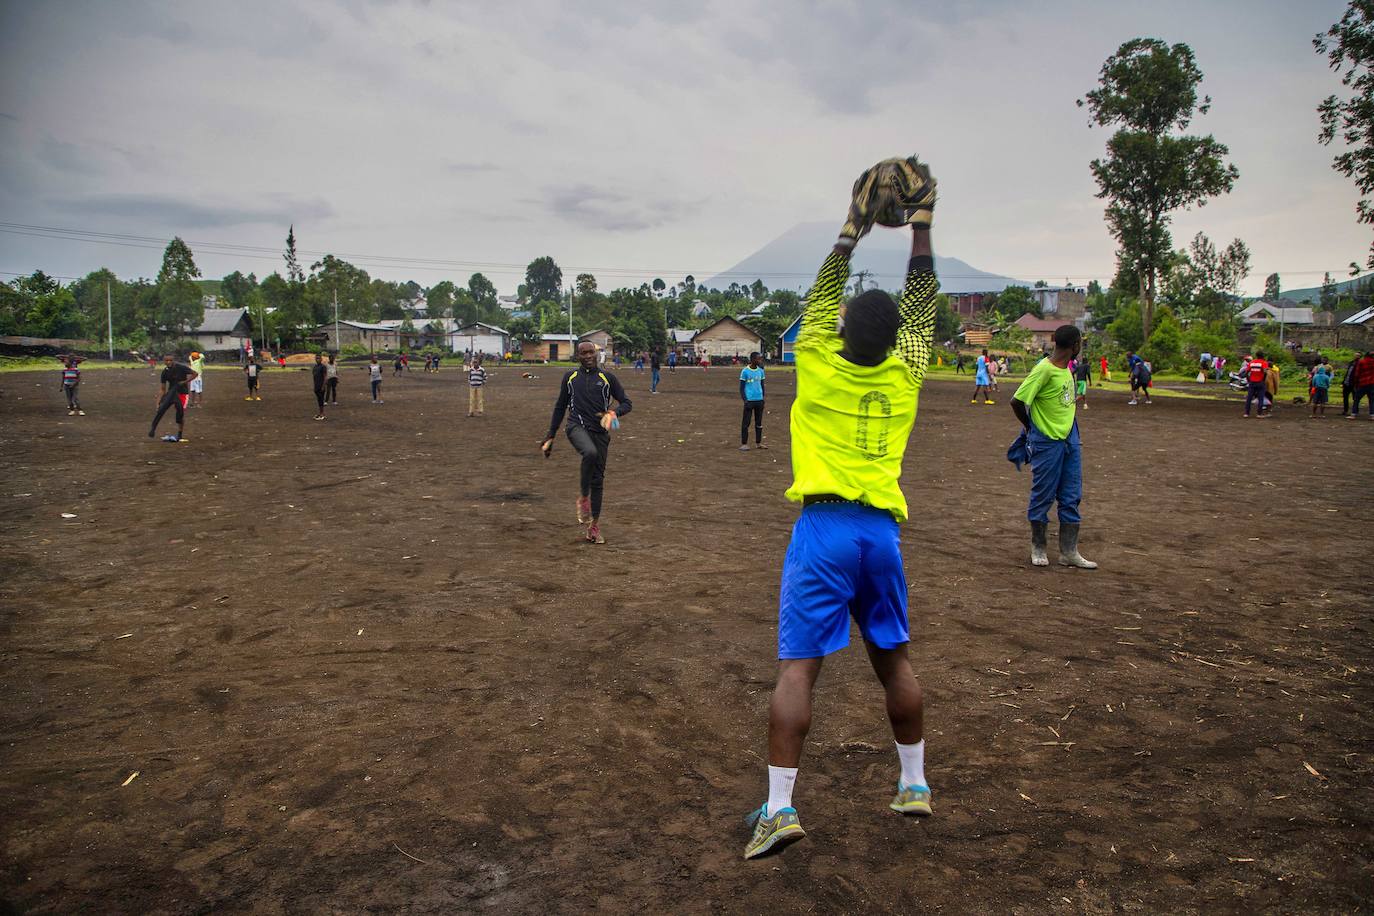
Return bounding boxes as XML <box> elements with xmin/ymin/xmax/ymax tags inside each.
<box><xmin>541</xmin><ymin>341</ymin><xmax>632</xmax><ymax>545</ymax></box>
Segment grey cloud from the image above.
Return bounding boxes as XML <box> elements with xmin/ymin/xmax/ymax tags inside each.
<box><xmin>0</xmin><ymin>112</ymin><xmax>19</xmax><ymax>122</ymax></box>
<box><xmin>445</xmin><ymin>161</ymin><xmax>500</xmax><ymax>173</ymax></box>
<box><xmin>546</xmin><ymin>184</ymin><xmax>700</xmax><ymax>232</ymax></box>
<box><xmin>42</xmin><ymin>137</ymin><xmax>104</xmax><ymax>176</ymax></box>
<box><xmin>50</xmin><ymin>193</ymin><xmax>335</xmax><ymax>229</ymax></box>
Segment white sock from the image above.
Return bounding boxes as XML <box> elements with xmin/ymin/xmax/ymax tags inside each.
<box><xmin>766</xmin><ymin>765</ymin><xmax>797</xmax><ymax>815</ymax></box>
<box><xmin>897</xmin><ymin>740</ymin><xmax>926</xmax><ymax>789</ymax></box>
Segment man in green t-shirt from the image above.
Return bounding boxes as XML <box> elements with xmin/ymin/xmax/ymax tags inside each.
<box><xmin>188</xmin><ymin>351</ymin><xmax>206</xmax><ymax>408</ymax></box>
<box><xmin>1010</xmin><ymin>324</ymin><xmax>1096</xmax><ymax>569</ymax></box>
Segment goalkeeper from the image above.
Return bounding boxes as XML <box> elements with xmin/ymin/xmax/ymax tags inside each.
<box><xmin>744</xmin><ymin>158</ymin><xmax>940</xmax><ymax>860</ymax></box>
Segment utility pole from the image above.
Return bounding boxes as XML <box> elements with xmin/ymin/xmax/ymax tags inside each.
<box><xmin>106</xmin><ymin>281</ymin><xmax>113</xmax><ymax>360</ymax></box>
<box><xmin>568</xmin><ymin>284</ymin><xmax>574</xmax><ymax>355</ymax></box>
<box><xmin>333</xmin><ymin>289</ymin><xmax>340</xmax><ymax>353</ymax></box>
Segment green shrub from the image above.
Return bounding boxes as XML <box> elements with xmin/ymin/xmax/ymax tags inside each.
<box><xmin>1141</xmin><ymin>312</ymin><xmax>1185</xmax><ymax>371</ymax></box>
<box><xmin>1250</xmin><ymin>329</ymin><xmax>1296</xmax><ymax>372</ymax></box>
<box><xmin>1314</xmin><ymin>346</ymin><xmax>1359</xmax><ymax>365</ymax></box>
<box><xmin>1181</xmin><ymin>323</ymin><xmax>1236</xmax><ymax>367</ymax></box>
<box><xmin>340</xmin><ymin>342</ymin><xmax>371</xmax><ymax>358</ymax></box>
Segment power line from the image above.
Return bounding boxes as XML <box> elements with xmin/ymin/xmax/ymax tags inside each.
<box><xmin>0</xmin><ymin>220</ymin><xmax>1358</xmax><ymax>285</ymax></box>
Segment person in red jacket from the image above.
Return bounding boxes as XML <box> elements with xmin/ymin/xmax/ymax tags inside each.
<box><xmin>1242</xmin><ymin>351</ymin><xmax>1270</xmax><ymax>418</ymax></box>
<box><xmin>1348</xmin><ymin>349</ymin><xmax>1374</xmax><ymax>420</ymax></box>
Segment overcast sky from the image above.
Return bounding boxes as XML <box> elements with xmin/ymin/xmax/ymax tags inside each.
<box><xmin>0</xmin><ymin>0</ymin><xmax>1363</xmax><ymax>296</ymax></box>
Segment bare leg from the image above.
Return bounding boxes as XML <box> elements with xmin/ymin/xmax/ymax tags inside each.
<box><xmin>767</xmin><ymin>658</ymin><xmax>824</xmax><ymax>766</ymax></box>
<box><xmin>864</xmin><ymin>642</ymin><xmax>923</xmax><ymax>744</ymax></box>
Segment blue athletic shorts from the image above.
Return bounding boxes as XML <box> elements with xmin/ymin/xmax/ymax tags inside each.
<box><xmin>777</xmin><ymin>503</ymin><xmax>909</xmax><ymax>659</ymax></box>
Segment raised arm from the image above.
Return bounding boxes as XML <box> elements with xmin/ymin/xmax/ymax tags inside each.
<box><xmin>794</xmin><ymin>246</ymin><xmax>851</xmax><ymax>352</ymax></box>
<box><xmin>893</xmin><ymin>227</ymin><xmax>939</xmax><ymax>387</ymax></box>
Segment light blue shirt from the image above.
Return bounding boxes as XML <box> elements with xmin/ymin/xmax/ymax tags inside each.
<box><xmin>975</xmin><ymin>355</ymin><xmax>990</xmax><ymax>385</ymax></box>
<box><xmin>740</xmin><ymin>366</ymin><xmax>765</xmax><ymax>401</ymax></box>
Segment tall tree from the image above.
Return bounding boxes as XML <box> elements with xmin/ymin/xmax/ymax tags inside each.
<box><xmin>156</xmin><ymin>237</ymin><xmax>204</xmax><ymax>339</ymax></box>
<box><xmin>750</xmin><ymin>279</ymin><xmax>768</xmax><ymax>301</ymax></box>
<box><xmin>468</xmin><ymin>272</ymin><xmax>498</xmax><ymax>309</ymax></box>
<box><xmin>1080</xmin><ymin>38</ymin><xmax>1239</xmax><ymax>342</ymax></box>
<box><xmin>426</xmin><ymin>280</ymin><xmax>456</xmax><ymax>320</ymax></box>
<box><xmin>284</xmin><ymin>225</ymin><xmax>304</xmax><ymax>283</ymax></box>
<box><xmin>651</xmin><ymin>277</ymin><xmax>667</xmax><ymax>298</ymax></box>
<box><xmin>1321</xmin><ymin>271</ymin><xmax>1339</xmax><ymax>309</ymax></box>
<box><xmin>1177</xmin><ymin>232</ymin><xmax>1249</xmax><ymax>320</ymax></box>
<box><xmin>71</xmin><ymin>268</ymin><xmax>125</xmax><ymax>339</ymax></box>
<box><xmin>575</xmin><ymin>273</ymin><xmax>598</xmax><ymax>300</ymax></box>
<box><xmin>220</xmin><ymin>271</ymin><xmax>258</xmax><ymax>309</ymax></box>
<box><xmin>525</xmin><ymin>256</ymin><xmax>563</xmax><ymax>305</ymax></box>
<box><xmin>306</xmin><ymin>255</ymin><xmax>373</xmax><ymax>323</ymax></box>
<box><xmin>1316</xmin><ymin>2</ymin><xmax>1374</xmax><ymax>268</ymax></box>
<box><xmin>1264</xmin><ymin>272</ymin><xmax>1281</xmax><ymax>300</ymax></box>
<box><xmin>996</xmin><ymin>285</ymin><xmax>1040</xmax><ymax>320</ymax></box>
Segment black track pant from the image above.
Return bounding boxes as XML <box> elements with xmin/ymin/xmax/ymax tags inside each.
<box><xmin>64</xmin><ymin>383</ymin><xmax>80</xmax><ymax>409</ymax></box>
<box><xmin>567</xmin><ymin>424</ymin><xmax>610</xmax><ymax>519</ymax></box>
<box><xmin>327</xmin><ymin>378</ymin><xmax>338</xmax><ymax>403</ymax></box>
<box><xmin>741</xmin><ymin>400</ymin><xmax>763</xmax><ymax>444</ymax></box>
<box><xmin>315</xmin><ymin>388</ymin><xmax>326</xmax><ymax>414</ymax></box>
<box><xmin>150</xmin><ymin>390</ymin><xmax>184</xmax><ymax>434</ymax></box>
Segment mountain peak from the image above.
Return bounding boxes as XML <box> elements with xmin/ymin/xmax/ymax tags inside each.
<box><xmin>704</xmin><ymin>222</ymin><xmax>1029</xmax><ymax>294</ymax></box>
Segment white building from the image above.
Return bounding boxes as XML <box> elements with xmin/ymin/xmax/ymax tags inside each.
<box><xmin>454</xmin><ymin>322</ymin><xmax>510</xmax><ymax>357</ymax></box>
<box><xmin>187</xmin><ymin>308</ymin><xmax>253</xmax><ymax>353</ymax></box>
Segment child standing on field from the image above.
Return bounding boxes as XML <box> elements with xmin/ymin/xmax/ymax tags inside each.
<box><xmin>467</xmin><ymin>354</ymin><xmax>487</xmax><ymax>417</ymax></box>
<box><xmin>1310</xmin><ymin>358</ymin><xmax>1331</xmax><ymax>418</ymax></box>
<box><xmin>370</xmin><ymin>356</ymin><xmax>384</xmax><ymax>403</ymax></box>
<box><xmin>59</xmin><ymin>355</ymin><xmax>85</xmax><ymax>415</ymax></box>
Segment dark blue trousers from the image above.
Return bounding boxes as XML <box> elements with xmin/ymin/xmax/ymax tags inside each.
<box><xmin>1027</xmin><ymin>422</ymin><xmax>1082</xmax><ymax>524</ymax></box>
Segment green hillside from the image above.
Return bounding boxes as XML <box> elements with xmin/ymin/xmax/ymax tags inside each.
<box><xmin>1280</xmin><ymin>273</ymin><xmax>1372</xmax><ymax>302</ymax></box>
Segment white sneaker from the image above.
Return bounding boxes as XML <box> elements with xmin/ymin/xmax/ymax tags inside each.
<box><xmin>1128</xmin><ymin>399</ymin><xmax>1137</xmax><ymax>406</ymax></box>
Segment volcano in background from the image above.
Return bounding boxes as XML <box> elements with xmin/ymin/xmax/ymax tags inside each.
<box><xmin>703</xmin><ymin>222</ymin><xmax>1031</xmax><ymax>294</ymax></box>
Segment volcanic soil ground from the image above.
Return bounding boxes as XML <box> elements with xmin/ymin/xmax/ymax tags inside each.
<box><xmin>0</xmin><ymin>363</ymin><xmax>1371</xmax><ymax>914</ymax></box>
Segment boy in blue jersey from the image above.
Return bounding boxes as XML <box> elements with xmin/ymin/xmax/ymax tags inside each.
<box><xmin>738</xmin><ymin>352</ymin><xmax>767</xmax><ymax>450</ymax></box>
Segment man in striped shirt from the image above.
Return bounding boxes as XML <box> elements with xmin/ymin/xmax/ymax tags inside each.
<box><xmin>59</xmin><ymin>354</ymin><xmax>85</xmax><ymax>416</ymax></box>
<box><xmin>467</xmin><ymin>355</ymin><xmax>488</xmax><ymax>417</ymax></box>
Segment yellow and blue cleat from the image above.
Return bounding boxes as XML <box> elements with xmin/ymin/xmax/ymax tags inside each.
<box><xmin>743</xmin><ymin>805</ymin><xmax>805</xmax><ymax>859</ymax></box>
<box><xmin>889</xmin><ymin>782</ymin><xmax>932</xmax><ymax>816</ymax></box>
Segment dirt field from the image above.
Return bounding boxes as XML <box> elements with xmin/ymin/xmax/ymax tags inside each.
<box><xmin>1</xmin><ymin>363</ymin><xmax>1370</xmax><ymax>914</ymax></box>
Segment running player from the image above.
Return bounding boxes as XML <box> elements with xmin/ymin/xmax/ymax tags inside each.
<box><xmin>148</xmin><ymin>353</ymin><xmax>197</xmax><ymax>442</ymax></box>
<box><xmin>244</xmin><ymin>356</ymin><xmax>262</xmax><ymax>400</ymax></box>
<box><xmin>1073</xmin><ymin>353</ymin><xmax>1091</xmax><ymax>410</ymax></box>
<box><xmin>540</xmin><ymin>341</ymin><xmax>632</xmax><ymax>545</ymax></box>
<box><xmin>1010</xmin><ymin>325</ymin><xmax>1097</xmax><ymax>570</ymax></box>
<box><xmin>972</xmin><ymin>348</ymin><xmax>993</xmax><ymax>404</ymax></box>
<box><xmin>59</xmin><ymin>354</ymin><xmax>85</xmax><ymax>416</ymax></box>
<box><xmin>739</xmin><ymin>351</ymin><xmax>767</xmax><ymax>451</ymax></box>
<box><xmin>650</xmin><ymin>349</ymin><xmax>661</xmax><ymax>394</ymax></box>
<box><xmin>744</xmin><ymin>159</ymin><xmax>938</xmax><ymax>860</ymax></box>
